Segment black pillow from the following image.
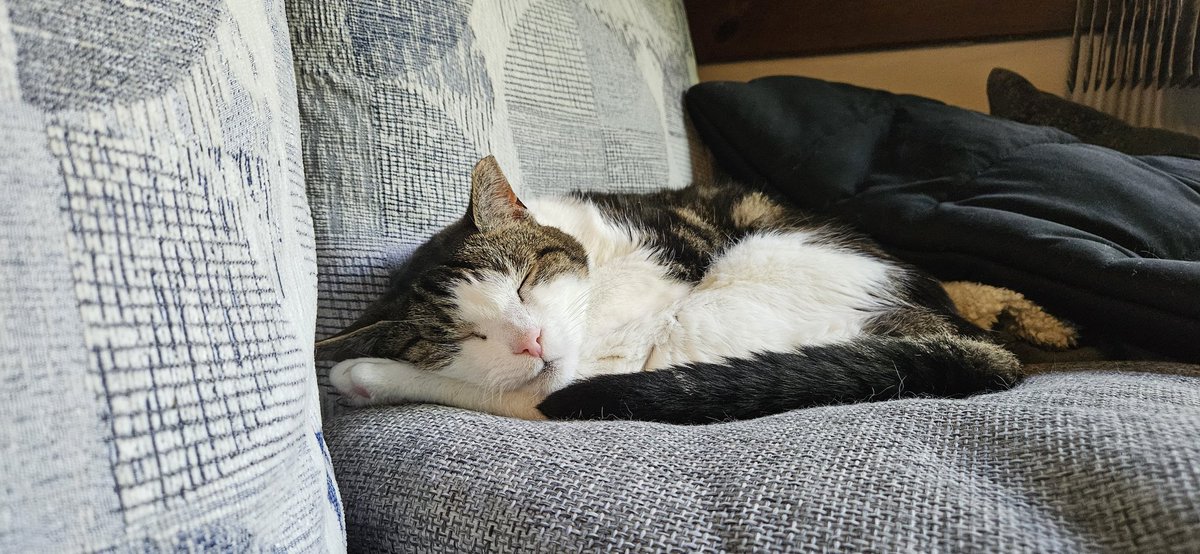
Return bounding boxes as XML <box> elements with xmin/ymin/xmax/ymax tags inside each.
<box><xmin>987</xmin><ymin>67</ymin><xmax>1200</xmax><ymax>157</ymax></box>
<box><xmin>686</xmin><ymin>76</ymin><xmax>1200</xmax><ymax>361</ymax></box>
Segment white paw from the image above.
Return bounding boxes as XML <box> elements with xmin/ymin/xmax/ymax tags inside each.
<box><xmin>503</xmin><ymin>386</ymin><xmax>551</xmax><ymax>421</ymax></box>
<box><xmin>512</xmin><ymin>404</ymin><xmax>549</xmax><ymax>421</ymax></box>
<box><xmin>588</xmin><ymin>321</ymin><xmax>666</xmax><ymax>375</ymax></box>
<box><xmin>643</xmin><ymin>344</ymin><xmax>674</xmax><ymax>371</ymax></box>
<box><xmin>642</xmin><ymin>316</ymin><xmax>703</xmax><ymax>371</ymax></box>
<box><xmin>329</xmin><ymin>357</ymin><xmax>414</xmax><ymax>407</ymax></box>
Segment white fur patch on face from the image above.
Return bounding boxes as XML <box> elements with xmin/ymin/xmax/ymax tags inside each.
<box><xmin>442</xmin><ymin>270</ymin><xmax>588</xmax><ymax>393</ymax></box>
<box><xmin>523</xmin><ymin>273</ymin><xmax>588</xmax><ymax>390</ymax></box>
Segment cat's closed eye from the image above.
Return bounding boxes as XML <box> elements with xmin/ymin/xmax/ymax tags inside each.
<box><xmin>516</xmin><ymin>266</ymin><xmax>537</xmax><ymax>302</ymax></box>
<box><xmin>470</xmin><ymin>332</ymin><xmax>488</xmax><ymax>341</ymax></box>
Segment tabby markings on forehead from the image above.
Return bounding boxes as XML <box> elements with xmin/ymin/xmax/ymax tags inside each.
<box><xmin>535</xmin><ymin>246</ymin><xmax>564</xmax><ymax>258</ymax></box>
<box><xmin>441</xmin><ymin>258</ymin><xmax>483</xmax><ymax>273</ymax></box>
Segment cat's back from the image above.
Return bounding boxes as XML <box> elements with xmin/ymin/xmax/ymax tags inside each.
<box><xmin>536</xmin><ymin>180</ymin><xmax>802</xmax><ymax>281</ymax></box>
<box><xmin>526</xmin><ymin>179</ymin><xmax>971</xmax><ymax>346</ymax></box>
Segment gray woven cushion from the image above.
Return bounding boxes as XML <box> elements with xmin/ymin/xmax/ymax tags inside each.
<box><xmin>327</xmin><ymin>366</ymin><xmax>1200</xmax><ymax>552</ymax></box>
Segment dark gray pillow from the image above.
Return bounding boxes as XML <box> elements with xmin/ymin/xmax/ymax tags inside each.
<box><xmin>987</xmin><ymin>67</ymin><xmax>1200</xmax><ymax>157</ymax></box>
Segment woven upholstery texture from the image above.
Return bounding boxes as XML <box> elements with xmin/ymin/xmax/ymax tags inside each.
<box><xmin>284</xmin><ymin>1</ymin><xmax>1200</xmax><ymax>551</ymax></box>
<box><xmin>285</xmin><ymin>0</ymin><xmax>704</xmax><ymax>348</ymax></box>
<box><xmin>0</xmin><ymin>0</ymin><xmax>343</xmax><ymax>551</ymax></box>
<box><xmin>327</xmin><ymin>368</ymin><xmax>1200</xmax><ymax>553</ymax></box>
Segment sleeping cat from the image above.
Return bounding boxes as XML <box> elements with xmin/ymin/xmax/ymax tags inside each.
<box><xmin>317</xmin><ymin>156</ymin><xmax>1020</xmax><ymax>424</ymax></box>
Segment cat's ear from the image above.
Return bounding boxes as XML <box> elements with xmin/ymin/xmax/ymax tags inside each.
<box><xmin>469</xmin><ymin>155</ymin><xmax>528</xmax><ymax>231</ymax></box>
<box><xmin>314</xmin><ymin>320</ymin><xmax>410</xmax><ymax>362</ymax></box>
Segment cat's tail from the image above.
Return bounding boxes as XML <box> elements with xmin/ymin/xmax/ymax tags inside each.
<box><xmin>537</xmin><ymin>335</ymin><xmax>1021</xmax><ymax>424</ymax></box>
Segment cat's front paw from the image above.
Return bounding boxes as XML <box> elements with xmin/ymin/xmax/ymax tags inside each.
<box><xmin>589</xmin><ymin>324</ymin><xmax>663</xmax><ymax>375</ymax></box>
<box><xmin>329</xmin><ymin>357</ymin><xmax>414</xmax><ymax>407</ymax></box>
<box><xmin>589</xmin><ymin>352</ymin><xmax>648</xmax><ymax>376</ymax></box>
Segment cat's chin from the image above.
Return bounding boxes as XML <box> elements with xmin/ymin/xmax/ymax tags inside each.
<box><xmin>481</xmin><ymin>357</ymin><xmax>575</xmax><ymax>395</ymax></box>
<box><xmin>531</xmin><ymin>357</ymin><xmax>577</xmax><ymax>394</ymax></box>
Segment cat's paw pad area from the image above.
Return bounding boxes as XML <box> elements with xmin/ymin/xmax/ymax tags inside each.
<box><xmin>329</xmin><ymin>358</ymin><xmax>397</xmax><ymax>407</ymax></box>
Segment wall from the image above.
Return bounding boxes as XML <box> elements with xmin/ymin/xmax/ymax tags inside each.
<box><xmin>697</xmin><ymin>37</ymin><xmax>1073</xmax><ymax>112</ymax></box>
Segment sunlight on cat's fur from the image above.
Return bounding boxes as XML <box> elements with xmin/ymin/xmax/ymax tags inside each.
<box><xmin>316</xmin><ymin>156</ymin><xmax>1019</xmax><ymax>424</ymax></box>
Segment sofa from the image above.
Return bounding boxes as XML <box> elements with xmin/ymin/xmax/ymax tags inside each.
<box><xmin>1</xmin><ymin>0</ymin><xmax>1197</xmax><ymax>552</ymax></box>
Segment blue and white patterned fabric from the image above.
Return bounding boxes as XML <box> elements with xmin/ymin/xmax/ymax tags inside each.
<box><xmin>285</xmin><ymin>0</ymin><xmax>707</xmax><ymax>363</ymax></box>
<box><xmin>0</xmin><ymin>0</ymin><xmax>343</xmax><ymax>551</ymax></box>
<box><xmin>284</xmin><ymin>2</ymin><xmax>1200</xmax><ymax>552</ymax></box>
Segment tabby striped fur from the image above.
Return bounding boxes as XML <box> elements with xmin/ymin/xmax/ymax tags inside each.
<box><xmin>317</xmin><ymin>156</ymin><xmax>1019</xmax><ymax>423</ymax></box>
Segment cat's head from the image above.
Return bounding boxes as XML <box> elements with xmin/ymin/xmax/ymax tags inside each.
<box><xmin>316</xmin><ymin>156</ymin><xmax>589</xmax><ymax>394</ymax></box>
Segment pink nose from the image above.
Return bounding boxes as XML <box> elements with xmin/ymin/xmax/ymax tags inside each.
<box><xmin>512</xmin><ymin>329</ymin><xmax>543</xmax><ymax>358</ymax></box>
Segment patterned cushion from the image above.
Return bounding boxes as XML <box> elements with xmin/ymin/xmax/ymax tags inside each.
<box><xmin>0</xmin><ymin>0</ymin><xmax>343</xmax><ymax>551</ymax></box>
<box><xmin>285</xmin><ymin>0</ymin><xmax>706</xmax><ymax>352</ymax></box>
<box><xmin>280</xmin><ymin>1</ymin><xmax>1200</xmax><ymax>552</ymax></box>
